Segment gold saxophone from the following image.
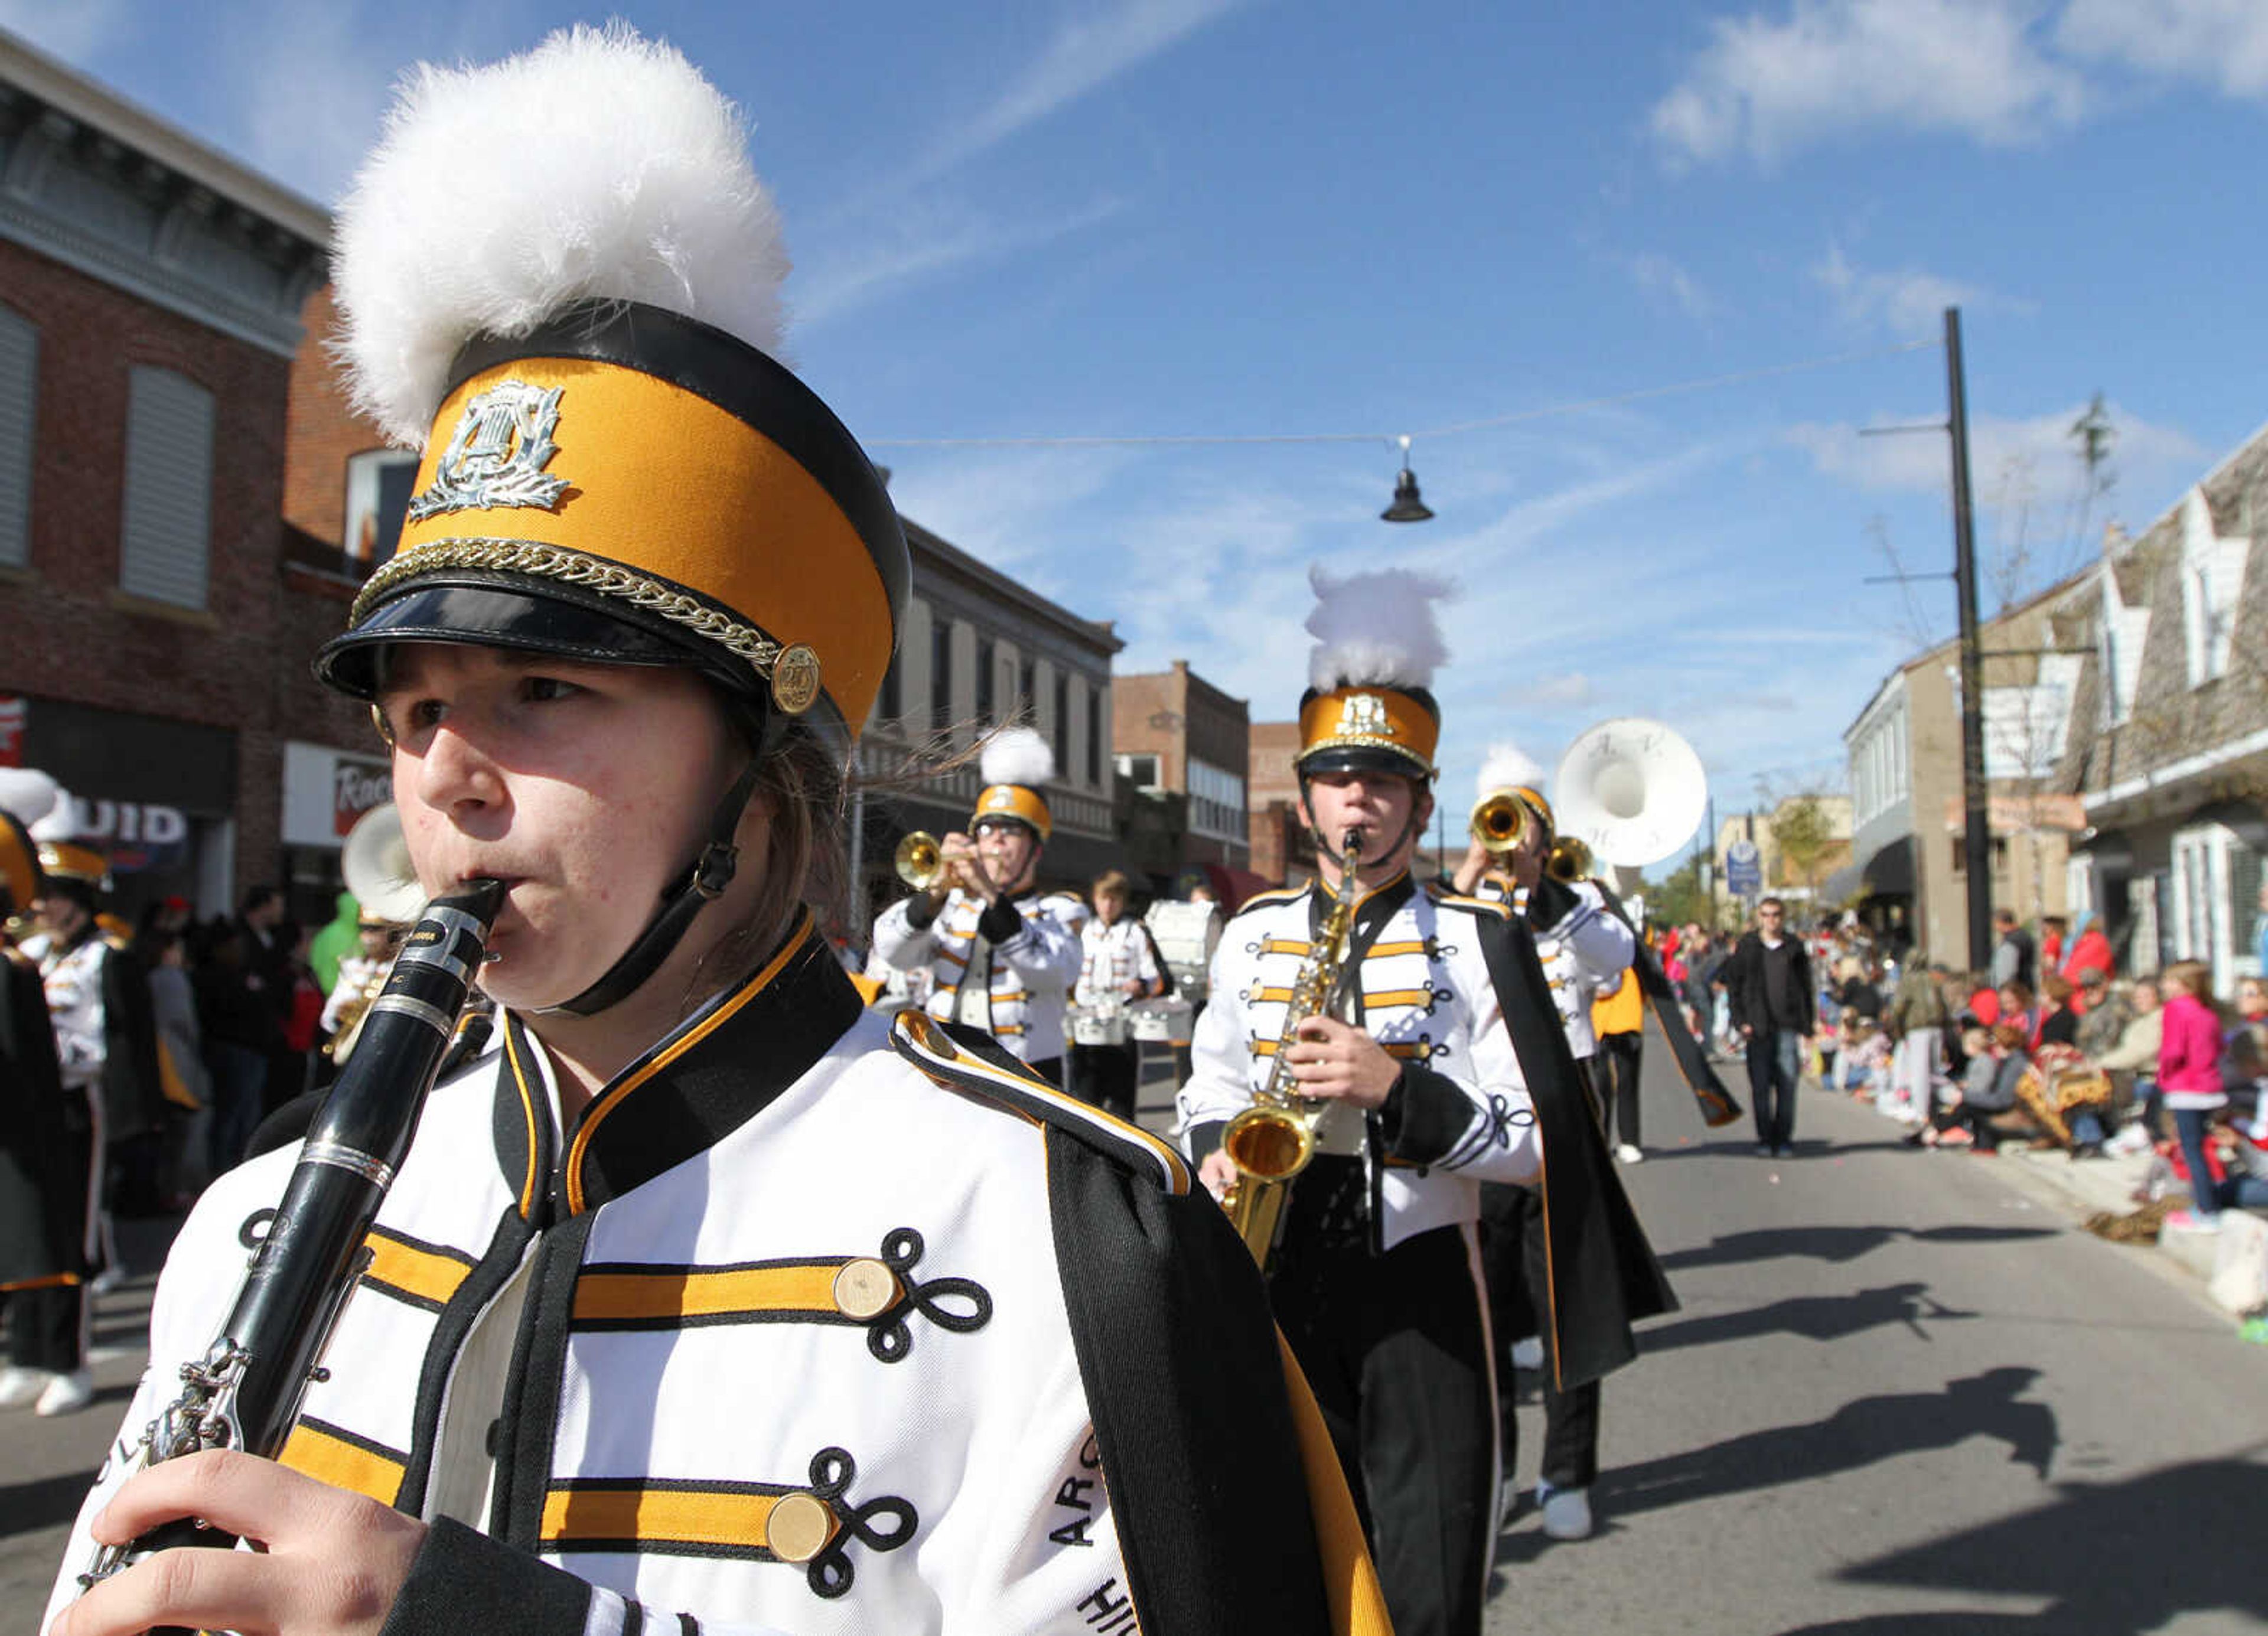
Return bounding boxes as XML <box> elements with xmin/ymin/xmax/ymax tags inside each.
<box><xmin>1219</xmin><ymin>833</ymin><xmax>1361</xmax><ymax>1268</ymax></box>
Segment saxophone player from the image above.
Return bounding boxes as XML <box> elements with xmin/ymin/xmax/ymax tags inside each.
<box><xmin>47</xmin><ymin>30</ymin><xmax>1383</xmax><ymax>1636</ymax></box>
<box><xmin>1178</xmin><ymin>567</ymin><xmax>1543</xmax><ymax>1636</ymax></box>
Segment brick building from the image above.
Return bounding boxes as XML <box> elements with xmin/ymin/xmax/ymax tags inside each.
<box><xmin>1245</xmin><ymin>719</ymin><xmax>1309</xmax><ymax>885</ymax></box>
<box><xmin>0</xmin><ymin>33</ymin><xmax>340</xmax><ymax>922</ymax></box>
<box><xmin>1110</xmin><ymin>660</ymin><xmax>1251</xmax><ymax>891</ymax></box>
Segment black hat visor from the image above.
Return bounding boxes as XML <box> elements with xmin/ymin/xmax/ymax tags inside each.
<box><xmin>315</xmin><ymin>575</ymin><xmax>747</xmax><ymax>702</ymax></box>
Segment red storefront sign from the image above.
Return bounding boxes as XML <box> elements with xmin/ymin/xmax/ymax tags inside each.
<box><xmin>334</xmin><ymin>760</ymin><xmax>392</xmax><ymax>837</ymax></box>
<box><xmin>0</xmin><ymin>696</ymin><xmax>23</xmax><ymax>767</ymax></box>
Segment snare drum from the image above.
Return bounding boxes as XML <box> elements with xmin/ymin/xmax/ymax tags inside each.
<box><xmin>1070</xmin><ymin>1003</ymin><xmax>1129</xmax><ymax>1047</ymax></box>
<box><xmin>1129</xmin><ymin>998</ymin><xmax>1195</xmax><ymax>1045</ymax></box>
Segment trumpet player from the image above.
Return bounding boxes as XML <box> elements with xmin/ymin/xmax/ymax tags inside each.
<box><xmin>869</xmin><ymin>727</ymin><xmax>1087</xmax><ymax>1086</ymax></box>
<box><xmin>1179</xmin><ymin>568</ymin><xmax>1544</xmax><ymax>1636</ymax></box>
<box><xmin>1454</xmin><ymin>749</ymin><xmax>1636</xmax><ymax>1543</ymax></box>
<box><xmin>47</xmin><ymin>32</ymin><xmax>1382</xmax><ymax>1636</ymax></box>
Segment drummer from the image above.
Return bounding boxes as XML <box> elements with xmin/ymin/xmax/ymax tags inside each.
<box><xmin>1069</xmin><ymin>871</ymin><xmax>1165</xmax><ymax>1123</ymax></box>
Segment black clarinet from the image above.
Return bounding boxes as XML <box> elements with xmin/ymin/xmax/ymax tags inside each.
<box><xmin>79</xmin><ymin>879</ymin><xmax>506</xmax><ymax>1611</ymax></box>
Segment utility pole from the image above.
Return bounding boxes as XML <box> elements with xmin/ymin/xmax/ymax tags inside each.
<box><xmin>1946</xmin><ymin>307</ymin><xmax>1993</xmax><ymax>972</ymax></box>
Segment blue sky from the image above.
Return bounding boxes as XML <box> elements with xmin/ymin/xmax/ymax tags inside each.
<box><xmin>11</xmin><ymin>0</ymin><xmax>2264</xmax><ymax>861</ymax></box>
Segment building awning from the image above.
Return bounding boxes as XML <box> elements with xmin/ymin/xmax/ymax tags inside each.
<box><xmin>1828</xmin><ymin>834</ymin><xmax>1916</xmax><ymax>903</ymax></box>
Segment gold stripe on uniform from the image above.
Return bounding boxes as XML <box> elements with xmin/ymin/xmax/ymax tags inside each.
<box><xmin>1257</xmin><ymin>938</ymin><xmax>1311</xmax><ymax>957</ymax></box>
<box><xmin>363</xmin><ymin>1228</ymin><xmax>475</xmax><ymax>1307</ymax></box>
<box><xmin>279</xmin><ymin>1419</ymin><xmax>406</xmax><ymax>1505</ymax></box>
<box><xmin>1366</xmin><ymin>941</ymin><xmax>1429</xmax><ymax>960</ymax></box>
<box><xmin>542</xmin><ymin>1482</ymin><xmax>840</xmax><ymax>1558</ymax></box>
<box><xmin>572</xmin><ymin>1262</ymin><xmax>903</xmax><ymax>1325</ymax></box>
<box><xmin>1364</xmin><ymin>989</ymin><xmax>1434</xmax><ymax>1010</ymax></box>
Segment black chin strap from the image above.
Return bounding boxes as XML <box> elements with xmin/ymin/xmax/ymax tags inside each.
<box><xmin>541</xmin><ymin>747</ymin><xmax>771</xmax><ymax>1019</ymax></box>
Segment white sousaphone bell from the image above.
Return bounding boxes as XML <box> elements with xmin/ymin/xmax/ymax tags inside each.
<box><xmin>1550</xmin><ymin>718</ymin><xmax>1709</xmax><ymax>877</ymax></box>
<box><xmin>341</xmin><ymin>802</ymin><xmax>426</xmax><ymax>925</ymax></box>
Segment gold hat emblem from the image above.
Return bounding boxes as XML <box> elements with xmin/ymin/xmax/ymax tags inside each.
<box><xmin>408</xmin><ymin>380</ymin><xmax>569</xmax><ymax>521</ymax></box>
<box><xmin>770</xmin><ymin>643</ymin><xmax>823</xmax><ymax>715</ymax></box>
<box><xmin>1337</xmin><ymin>693</ymin><xmax>1396</xmax><ymax>737</ymax></box>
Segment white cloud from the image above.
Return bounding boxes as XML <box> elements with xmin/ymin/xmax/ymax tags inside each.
<box><xmin>910</xmin><ymin>0</ymin><xmax>1244</xmax><ymax>185</ymax></box>
<box><xmin>1531</xmin><ymin>672</ymin><xmax>1599</xmax><ymax>708</ymax></box>
<box><xmin>1787</xmin><ymin>400</ymin><xmax>2206</xmax><ymax>497</ymax></box>
<box><xmin>1812</xmin><ymin>243</ymin><xmax>1989</xmax><ymax>337</ymax></box>
<box><xmin>1618</xmin><ymin>251</ymin><xmax>1716</xmax><ymax>320</ymax></box>
<box><xmin>223</xmin><ymin>6</ymin><xmax>397</xmax><ymax>203</ymax></box>
<box><xmin>1650</xmin><ymin>0</ymin><xmax>2085</xmax><ymax>167</ymax></box>
<box><xmin>2058</xmin><ymin>0</ymin><xmax>2268</xmax><ymax>98</ymax></box>
<box><xmin>796</xmin><ymin>195</ymin><xmax>1125</xmax><ymax>330</ymax></box>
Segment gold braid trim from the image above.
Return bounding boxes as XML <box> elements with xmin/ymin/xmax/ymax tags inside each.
<box><xmin>350</xmin><ymin>539</ymin><xmax>780</xmax><ymax>679</ymax></box>
<box><xmin>1302</xmin><ymin>732</ymin><xmax>1433</xmax><ymax>768</ymax></box>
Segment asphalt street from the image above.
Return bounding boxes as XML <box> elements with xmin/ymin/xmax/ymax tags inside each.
<box><xmin>5</xmin><ymin>1043</ymin><xmax>2264</xmax><ymax>1634</ymax></box>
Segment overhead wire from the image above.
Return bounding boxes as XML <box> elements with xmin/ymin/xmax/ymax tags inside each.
<box><xmin>863</xmin><ymin>337</ymin><xmax>1938</xmax><ymax>451</ymax></box>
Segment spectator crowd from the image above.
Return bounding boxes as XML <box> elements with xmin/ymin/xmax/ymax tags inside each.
<box><xmin>1652</xmin><ymin>898</ymin><xmax>2268</xmax><ymax>1239</ymax></box>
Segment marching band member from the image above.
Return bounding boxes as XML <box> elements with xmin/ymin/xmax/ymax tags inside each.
<box><xmin>1179</xmin><ymin>567</ymin><xmax>1583</xmax><ymax>1636</ymax></box>
<box><xmin>1453</xmin><ymin>751</ymin><xmax>1635</xmax><ymax>1542</ymax></box>
<box><xmin>47</xmin><ymin>29</ymin><xmax>1383</xmax><ymax>1636</ymax></box>
<box><xmin>870</xmin><ymin>728</ymin><xmax>1087</xmax><ymax>1084</ymax></box>
<box><xmin>1068</xmin><ymin>869</ymin><xmax>1164</xmax><ymax>1121</ymax></box>
<box><xmin>18</xmin><ymin>830</ymin><xmax>162</xmax><ymax>1416</ymax></box>
<box><xmin>0</xmin><ymin>773</ymin><xmax>84</xmax><ymax>1419</ymax></box>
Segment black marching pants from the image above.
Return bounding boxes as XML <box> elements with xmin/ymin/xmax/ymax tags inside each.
<box><xmin>1065</xmin><ymin>1042</ymin><xmax>1138</xmax><ymax>1122</ymax></box>
<box><xmin>1269</xmin><ymin>1213</ymin><xmax>1495</xmax><ymax>1636</ymax></box>
<box><xmin>1595</xmin><ymin>1030</ymin><xmax>1643</xmax><ymax>1149</ymax></box>
<box><xmin>1478</xmin><ymin>1181</ymin><xmax>1602</xmax><ymax>1491</ymax></box>
<box><xmin>2</xmin><ymin>1283</ymin><xmax>84</xmax><ymax>1374</ymax></box>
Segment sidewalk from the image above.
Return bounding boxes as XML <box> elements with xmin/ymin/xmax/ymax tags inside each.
<box><xmin>1829</xmin><ymin>1083</ymin><xmax>2253</xmax><ymax>1296</ymax></box>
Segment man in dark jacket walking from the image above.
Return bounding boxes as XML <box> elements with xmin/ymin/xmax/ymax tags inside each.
<box><xmin>1720</xmin><ymin>897</ymin><xmax>1815</xmax><ymax>1156</ymax></box>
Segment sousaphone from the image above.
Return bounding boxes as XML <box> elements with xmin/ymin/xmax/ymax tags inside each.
<box><xmin>1552</xmin><ymin>718</ymin><xmax>1708</xmax><ymax>872</ymax></box>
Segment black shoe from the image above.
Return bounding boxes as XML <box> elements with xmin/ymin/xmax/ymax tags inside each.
<box><xmin>2070</xmin><ymin>1142</ymin><xmax>2105</xmax><ymax>1160</ymax></box>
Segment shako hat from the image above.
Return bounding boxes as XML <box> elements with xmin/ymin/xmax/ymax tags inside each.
<box><xmin>313</xmin><ymin>24</ymin><xmax>908</xmax><ymax>745</ymax></box>
<box><xmin>1294</xmin><ymin>565</ymin><xmax>1449</xmax><ymax>780</ymax></box>
<box><xmin>971</xmin><ymin>728</ymin><xmax>1055</xmax><ymax>843</ymax></box>
<box><xmin>0</xmin><ymin>768</ymin><xmax>58</xmax><ymax>911</ymax></box>
<box><xmin>1475</xmin><ymin>742</ymin><xmax>1553</xmax><ymax>833</ymax></box>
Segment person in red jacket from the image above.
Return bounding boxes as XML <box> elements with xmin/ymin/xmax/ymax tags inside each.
<box><xmin>2059</xmin><ymin>917</ymin><xmax>2116</xmax><ymax>998</ymax></box>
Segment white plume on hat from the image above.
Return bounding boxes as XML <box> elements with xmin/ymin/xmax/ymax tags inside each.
<box><xmin>27</xmin><ymin>781</ymin><xmax>75</xmax><ymax>841</ymax></box>
<box><xmin>1476</xmin><ymin>743</ymin><xmax>1546</xmax><ymax>801</ymax></box>
<box><xmin>1304</xmin><ymin>563</ymin><xmax>1453</xmax><ymax>693</ymax></box>
<box><xmin>0</xmin><ymin>767</ymin><xmax>58</xmax><ymax>828</ymax></box>
<box><xmin>980</xmin><ymin>726</ymin><xmax>1055</xmax><ymax>790</ymax></box>
<box><xmin>334</xmin><ymin>21</ymin><xmax>790</xmax><ymax>448</ymax></box>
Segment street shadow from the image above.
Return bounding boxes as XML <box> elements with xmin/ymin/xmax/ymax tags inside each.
<box><xmin>1636</xmin><ymin>1282</ymin><xmax>1977</xmax><ymax>1356</ymax></box>
<box><xmin>1491</xmin><ymin>1367</ymin><xmax>2061</xmax><ymax>1594</ymax></box>
<box><xmin>1659</xmin><ymin>1224</ymin><xmax>2057</xmax><ymax>1273</ymax></box>
<box><xmin>1602</xmin><ymin>1367</ymin><xmax>2058</xmax><ymax>1524</ymax></box>
<box><xmin>0</xmin><ymin>1469</ymin><xmax>97</xmax><ymax>1539</ymax></box>
<box><xmin>1767</xmin><ymin>1452</ymin><xmax>2268</xmax><ymax>1636</ymax></box>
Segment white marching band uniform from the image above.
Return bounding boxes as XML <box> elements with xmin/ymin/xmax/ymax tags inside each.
<box><xmin>1074</xmin><ymin>917</ymin><xmax>1161</xmax><ymax>1010</ymax></box>
<box><xmin>47</xmin><ymin>924</ymin><xmax>1366</xmax><ymax>1635</ymax></box>
<box><xmin>869</xmin><ymin>890</ymin><xmax>1086</xmax><ymax>1065</ymax></box>
<box><xmin>1488</xmin><ymin>878</ymin><xmax>1634</xmax><ymax>1061</ymax></box>
<box><xmin>1178</xmin><ymin>876</ymin><xmax>1542</xmax><ymax>1244</ymax></box>
<box><xmin>22</xmin><ymin>932</ymin><xmax>109</xmax><ymax>1100</ymax></box>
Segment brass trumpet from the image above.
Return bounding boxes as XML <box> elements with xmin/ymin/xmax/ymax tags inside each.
<box><xmin>894</xmin><ymin>831</ymin><xmax>944</xmax><ymax>891</ymax></box>
<box><xmin>1546</xmin><ymin>835</ymin><xmax>1594</xmax><ymax>884</ymax></box>
<box><xmin>1469</xmin><ymin>791</ymin><xmax>1530</xmax><ymax>855</ymax></box>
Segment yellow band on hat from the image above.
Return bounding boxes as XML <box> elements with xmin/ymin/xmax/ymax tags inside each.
<box><xmin>38</xmin><ymin>842</ymin><xmax>108</xmax><ymax>886</ymax></box>
<box><xmin>1513</xmin><ymin>786</ymin><xmax>1556</xmax><ymax>835</ymax></box>
<box><xmin>1297</xmin><ymin>687</ymin><xmax>1439</xmax><ymax>773</ymax></box>
<box><xmin>974</xmin><ymin>784</ymin><xmax>1052</xmax><ymax>843</ymax></box>
<box><xmin>378</xmin><ymin>357</ymin><xmax>894</xmax><ymax>730</ymax></box>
